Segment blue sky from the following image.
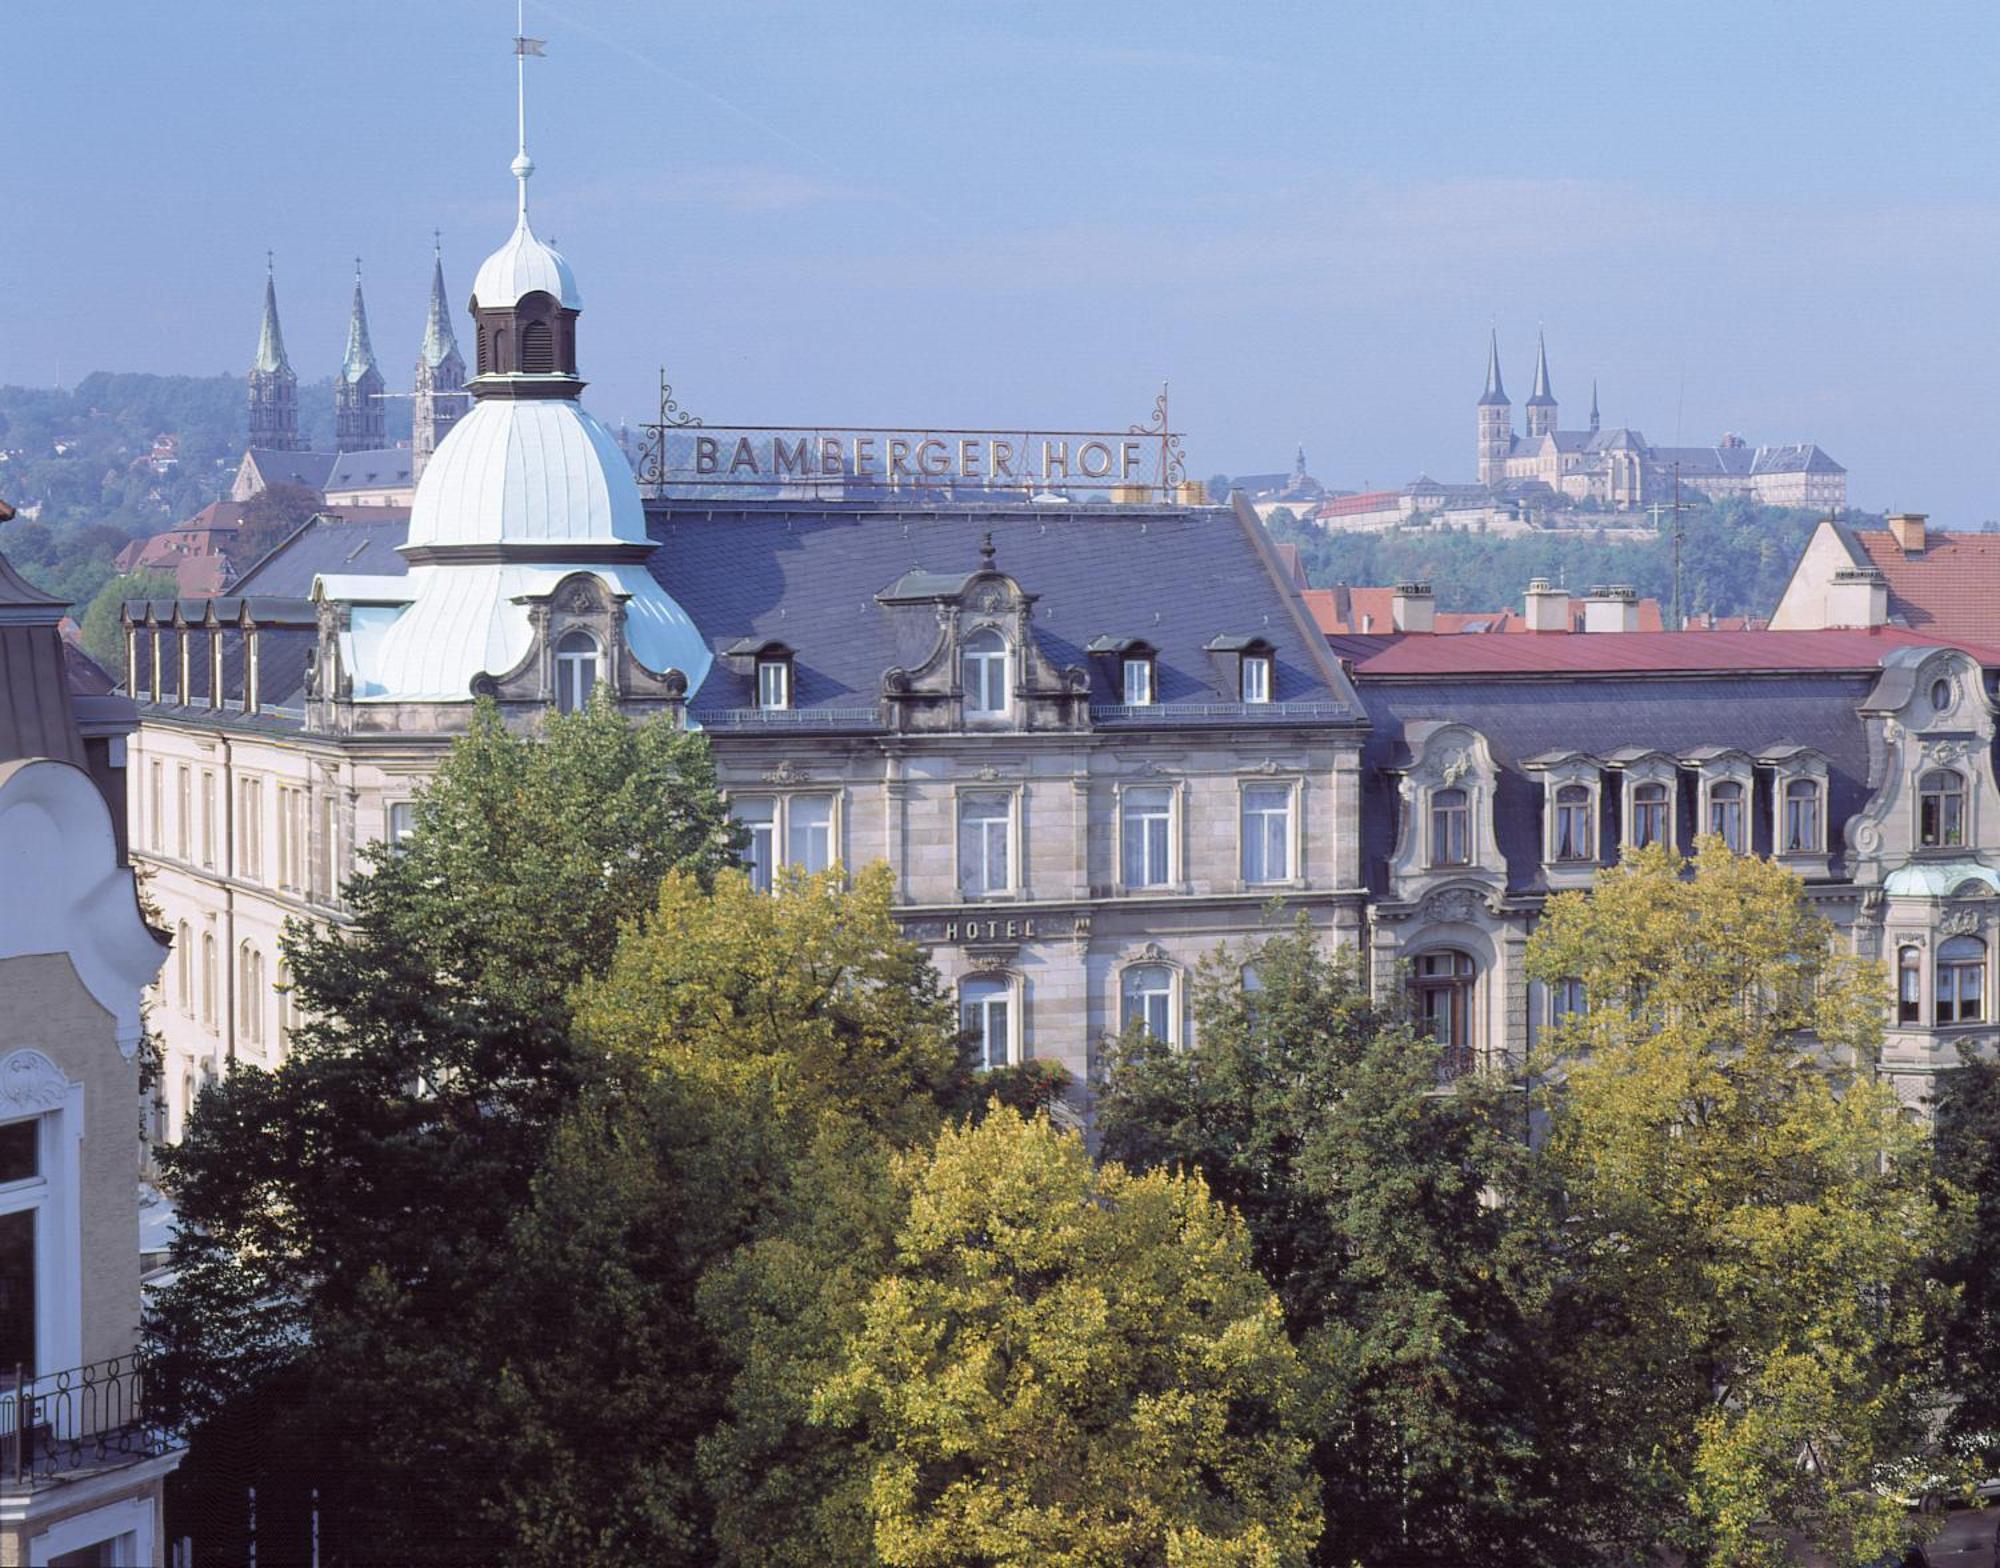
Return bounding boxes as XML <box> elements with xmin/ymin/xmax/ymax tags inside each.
<box><xmin>6</xmin><ymin>1</ymin><xmax>1998</xmax><ymax>517</ymax></box>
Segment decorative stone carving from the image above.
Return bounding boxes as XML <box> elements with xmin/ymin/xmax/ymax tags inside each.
<box><xmin>1940</xmin><ymin>908</ymin><xmax>1984</xmax><ymax>937</ymax></box>
<box><xmin>1852</xmin><ymin>820</ymin><xmax>1883</xmax><ymax>856</ymax></box>
<box><xmin>560</xmin><ymin>582</ymin><xmax>596</xmax><ymax>613</ymax></box>
<box><xmin>1139</xmin><ymin>941</ymin><xmax>1167</xmax><ymax>961</ymax></box>
<box><xmin>761</xmin><ymin>761</ymin><xmax>811</xmax><ymax>785</ymax></box>
<box><xmin>1439</xmin><ymin>750</ymin><xmax>1470</xmax><ymax>786</ymax></box>
<box><xmin>1925</xmin><ymin>738</ymin><xmax>1968</xmax><ymax>767</ymax></box>
<box><xmin>0</xmin><ymin>1049</ymin><xmax>68</xmax><ymax>1115</ymax></box>
<box><xmin>966</xmin><ymin>951</ymin><xmax>1014</xmax><ymax>974</ymax></box>
<box><xmin>1425</xmin><ymin>888</ymin><xmax>1483</xmax><ymax>924</ymax></box>
<box><xmin>977</xmin><ymin>765</ymin><xmax>1002</xmax><ymax>781</ymax></box>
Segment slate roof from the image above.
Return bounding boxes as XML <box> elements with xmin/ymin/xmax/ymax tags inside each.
<box><xmin>227</xmin><ymin>514</ymin><xmax>413</xmax><ymax>596</ymax></box>
<box><xmin>0</xmin><ymin>551</ymin><xmax>85</xmax><ymax>768</ymax></box>
<box><xmin>1333</xmin><ymin>625</ymin><xmax>2000</xmax><ymax>677</ymax></box>
<box><xmin>1306</xmin><ymin>587</ymin><xmax>1667</xmax><ymax>637</ymax></box>
<box><xmin>648</xmin><ymin>500</ymin><xmax>1363</xmax><ymax>729</ymax></box>
<box><xmin>242</xmin><ymin>449</ymin><xmax>338</xmax><ymax>494</ymax></box>
<box><xmin>325</xmin><ymin>449</ymin><xmax>413</xmax><ymax>492</ymax></box>
<box><xmin>1355</xmin><ymin>670</ymin><xmax>1881</xmax><ymax>895</ymax></box>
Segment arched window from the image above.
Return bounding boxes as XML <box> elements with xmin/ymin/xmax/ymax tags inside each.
<box><xmin>175</xmin><ymin>921</ymin><xmax>192</xmax><ymax>1018</ymax></box>
<box><xmin>1430</xmin><ymin>788</ymin><xmax>1470</xmax><ymax>867</ymax></box>
<box><xmin>1707</xmin><ymin>780</ymin><xmax>1745</xmax><ymax>852</ymax></box>
<box><xmin>554</xmin><ymin>631</ymin><xmax>600</xmax><ymax>713</ymax></box>
<box><xmin>520</xmin><ymin>319</ymin><xmax>554</xmax><ymax>374</ymax></box>
<box><xmin>200</xmin><ymin>933</ymin><xmax>217</xmax><ymax>1029</ymax></box>
<box><xmin>491</xmin><ymin>326</ymin><xmax>509</xmax><ymax>373</ymax></box>
<box><xmin>1920</xmin><ymin>770</ymin><xmax>1966</xmax><ymax>849</ymax></box>
<box><xmin>238</xmin><ymin>944</ymin><xmax>265</xmax><ymax>1048</ymax></box>
<box><xmin>962</xmin><ymin>629</ymin><xmax>1009</xmax><ymax>717</ymax></box>
<box><xmin>1630</xmin><ymin>781</ymin><xmax>1671</xmax><ymax>849</ymax></box>
<box><xmin>1783</xmin><ymin>778</ymin><xmax>1822</xmax><ymax>854</ymax></box>
<box><xmin>1897</xmin><ymin>945</ymin><xmax>1922</xmax><ymax>1025</ymax></box>
<box><xmin>1553</xmin><ymin>784</ymin><xmax>1593</xmax><ymax>862</ymax></box>
<box><xmin>1121</xmin><ymin>964</ymin><xmax>1176</xmax><ymax>1045</ymax></box>
<box><xmin>1937</xmin><ymin>934</ymin><xmax>1986</xmax><ymax>1024</ymax></box>
<box><xmin>960</xmin><ymin>975</ymin><xmax>1013</xmax><ymax>1072</ymax></box>
<box><xmin>1412</xmin><ymin>950</ymin><xmax>1476</xmax><ymax>1081</ymax></box>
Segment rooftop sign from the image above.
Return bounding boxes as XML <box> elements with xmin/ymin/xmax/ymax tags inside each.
<box><xmin>637</xmin><ymin>377</ymin><xmax>1187</xmax><ymax>496</ymax></box>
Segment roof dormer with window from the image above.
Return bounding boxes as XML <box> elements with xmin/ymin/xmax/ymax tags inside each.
<box><xmin>1385</xmin><ymin>721</ymin><xmax>1505</xmax><ymax>901</ymax></box>
<box><xmin>1522</xmin><ymin>748</ymin><xmax>1603</xmax><ymax>889</ymax></box>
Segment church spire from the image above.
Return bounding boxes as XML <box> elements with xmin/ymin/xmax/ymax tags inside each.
<box><xmin>1524</xmin><ymin>328</ymin><xmax>1558</xmax><ymax>439</ymax></box>
<box><xmin>1477</xmin><ymin>329</ymin><xmax>1509</xmax><ymax>407</ymax></box>
<box><xmin>247</xmin><ymin>255</ymin><xmax>301</xmax><ymax>452</ymax></box>
<box><xmin>342</xmin><ymin>261</ymin><xmax>379</xmax><ymax>383</ymax></box>
<box><xmin>413</xmin><ymin>238</ymin><xmax>469</xmax><ymax>480</ymax></box>
<box><xmin>335</xmin><ymin>260</ymin><xmax>388</xmax><ymax>451</ymax></box>
<box><xmin>1590</xmin><ymin>377</ymin><xmax>1600</xmax><ymax>434</ymax></box>
<box><xmin>420</xmin><ymin>238</ymin><xmax>461</xmax><ymax>370</ymax></box>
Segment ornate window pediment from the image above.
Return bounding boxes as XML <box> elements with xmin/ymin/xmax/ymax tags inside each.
<box><xmin>1389</xmin><ymin>723</ymin><xmax>1503</xmax><ymax>890</ymax></box>
<box><xmin>1524</xmin><ymin>748</ymin><xmax>1602</xmax><ymax>874</ymax></box>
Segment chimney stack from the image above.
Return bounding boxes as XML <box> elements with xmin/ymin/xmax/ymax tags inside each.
<box><xmin>1391</xmin><ymin>581</ymin><xmax>1435</xmax><ymax>634</ymax></box>
<box><xmin>1887</xmin><ymin>512</ymin><xmax>1927</xmax><ymax>556</ymax></box>
<box><xmin>1582</xmin><ymin>584</ymin><xmax>1640</xmax><ymax>633</ymax></box>
<box><xmin>1826</xmin><ymin>566</ymin><xmax>1888</xmax><ymax>628</ymax></box>
<box><xmin>1523</xmin><ymin>577</ymin><xmax>1570</xmax><ymax>633</ymax></box>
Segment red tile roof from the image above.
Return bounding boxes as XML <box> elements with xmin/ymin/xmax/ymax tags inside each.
<box><xmin>1856</xmin><ymin>529</ymin><xmax>2000</xmax><ymax>642</ymax></box>
<box><xmin>1336</xmin><ymin>625</ymin><xmax>2000</xmax><ymax>677</ymax></box>
<box><xmin>1306</xmin><ymin>586</ymin><xmax>1665</xmax><ymax>636</ymax></box>
<box><xmin>1309</xmin><ymin>490</ymin><xmax>1401</xmax><ymax>519</ymax></box>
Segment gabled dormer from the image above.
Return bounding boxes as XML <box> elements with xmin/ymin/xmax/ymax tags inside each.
<box><xmin>1203</xmin><ymin>634</ymin><xmax>1276</xmax><ymax>705</ymax></box>
<box><xmin>1086</xmin><ymin>636</ymin><xmax>1159</xmax><ymax>707</ymax></box>
<box><xmin>1386</xmin><ymin>720</ymin><xmax>1505</xmax><ymax>897</ymax></box>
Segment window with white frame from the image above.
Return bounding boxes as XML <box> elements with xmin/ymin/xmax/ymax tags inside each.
<box><xmin>962</xmin><ymin>629</ymin><xmax>1009</xmax><ymax>718</ymax></box>
<box><xmin>756</xmin><ymin>657</ymin><xmax>792</xmax><ymax>710</ymax></box>
<box><xmin>1120</xmin><ymin>786</ymin><xmax>1173</xmax><ymax>889</ymax></box>
<box><xmin>958</xmin><ymin>790</ymin><xmax>1014</xmax><ymax>897</ymax></box>
<box><xmin>276</xmin><ymin>785</ymin><xmax>306</xmax><ymax>891</ymax></box>
<box><xmin>1430</xmin><ymin>787</ymin><xmax>1470</xmax><ymax>867</ymax></box>
<box><xmin>319</xmin><ymin>793</ymin><xmax>340</xmax><ymax>898</ymax></box>
<box><xmin>176</xmin><ymin>765</ymin><xmax>191</xmax><ymax>860</ymax></box>
<box><xmin>1706</xmin><ymin>780</ymin><xmax>1746</xmax><ymax>852</ymax></box>
<box><xmin>148</xmin><ymin>760</ymin><xmax>162</xmax><ymax>850</ymax></box>
<box><xmin>1781</xmin><ymin>777</ymin><xmax>1822</xmax><ymax>854</ymax></box>
<box><xmin>277</xmin><ymin>961</ymin><xmax>299</xmax><ymax>1051</ymax></box>
<box><xmin>0</xmin><ymin>1114</ymin><xmax>45</xmax><ymax>1377</ymax></box>
<box><xmin>174</xmin><ymin>922</ymin><xmax>192</xmax><ymax>1017</ymax></box>
<box><xmin>388</xmin><ymin>801</ymin><xmax>417</xmax><ymax>847</ymax></box>
<box><xmin>238</xmin><ymin>777</ymin><xmax>264</xmax><ymax>882</ymax></box>
<box><xmin>199</xmin><ymin>770</ymin><xmax>216</xmax><ymax>868</ymax></box>
<box><xmin>554</xmin><ymin>631</ymin><xmax>600</xmax><ymax>713</ymax></box>
<box><xmin>1552</xmin><ymin>783</ymin><xmax>1593</xmax><ymax>862</ymax></box>
<box><xmin>1412</xmin><ymin>949</ymin><xmax>1476</xmax><ymax>1081</ymax></box>
<box><xmin>731</xmin><ymin>795</ymin><xmax>836</xmax><ymax>891</ymax></box>
<box><xmin>1122</xmin><ymin>656</ymin><xmax>1154</xmax><ymax>706</ymax></box>
<box><xmin>1920</xmin><ymin>769</ymin><xmax>1966</xmax><ymax>849</ymax></box>
<box><xmin>1897</xmin><ymin>945</ymin><xmax>1922</xmax><ymax>1025</ymax></box>
<box><xmin>200</xmin><ymin>933</ymin><xmax>217</xmax><ymax>1030</ymax></box>
<box><xmin>238</xmin><ymin>944</ymin><xmax>266</xmax><ymax>1048</ymax></box>
<box><xmin>1240</xmin><ymin>653</ymin><xmax>1272</xmax><ymax>704</ymax></box>
<box><xmin>1240</xmin><ymin>782</ymin><xmax>1293</xmax><ymax>885</ymax></box>
<box><xmin>960</xmin><ymin>975</ymin><xmax>1014</xmax><ymax>1071</ymax></box>
<box><xmin>1937</xmin><ymin>934</ymin><xmax>1986</xmax><ymax>1024</ymax></box>
<box><xmin>1121</xmin><ymin>964</ymin><xmax>1176</xmax><ymax>1044</ymax></box>
<box><xmin>1629</xmin><ymin>780</ymin><xmax>1671</xmax><ymax>850</ymax></box>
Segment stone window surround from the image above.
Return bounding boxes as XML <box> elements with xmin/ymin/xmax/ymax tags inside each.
<box><xmin>27</xmin><ymin>1493</ymin><xmax>155</xmax><ymax>1567</ymax></box>
<box><xmin>1112</xmin><ymin>776</ymin><xmax>1186</xmax><ymax>896</ymax></box>
<box><xmin>958</xmin><ymin>965</ymin><xmax>1024</xmax><ymax>1069</ymax></box>
<box><xmin>0</xmin><ymin>1048</ymin><xmax>84</xmax><ymax>1392</ymax></box>
<box><xmin>959</xmin><ymin>625</ymin><xmax>1015</xmax><ymax>727</ymax></box>
<box><xmin>953</xmin><ymin>779</ymin><xmax>1025</xmax><ymax>902</ymax></box>
<box><xmin>1237</xmin><ymin>774</ymin><xmax>1304</xmax><ymax>891</ymax></box>
<box><xmin>1611</xmin><ymin>751</ymin><xmax>1679</xmax><ymax>854</ymax></box>
<box><xmin>726</xmin><ymin>789</ymin><xmax>844</xmax><ymax>889</ymax></box>
<box><xmin>1116</xmin><ymin>950</ymin><xmax>1184</xmax><ymax>1047</ymax></box>
<box><xmin>1766</xmin><ymin>749</ymin><xmax>1831</xmax><ymax>860</ymax></box>
<box><xmin>1685</xmin><ymin>751</ymin><xmax>1754</xmax><ymax>853</ymax></box>
<box><xmin>1525</xmin><ymin>752</ymin><xmax>1602</xmax><ymax>877</ymax></box>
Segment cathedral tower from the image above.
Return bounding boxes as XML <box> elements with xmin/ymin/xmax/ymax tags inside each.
<box><xmin>334</xmin><ymin>262</ymin><xmax>387</xmax><ymax>451</ymax></box>
<box><xmin>1476</xmin><ymin>330</ymin><xmax>1512</xmax><ymax>486</ymax></box>
<box><xmin>412</xmin><ymin>241</ymin><xmax>469</xmax><ymax>480</ymax></box>
<box><xmin>1525</xmin><ymin>329</ymin><xmax>1557</xmax><ymax>440</ymax></box>
<box><xmin>247</xmin><ymin>259</ymin><xmax>301</xmax><ymax>452</ymax></box>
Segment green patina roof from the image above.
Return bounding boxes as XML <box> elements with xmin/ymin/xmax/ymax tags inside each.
<box><xmin>1883</xmin><ymin>860</ymin><xmax>2000</xmax><ymax>897</ymax></box>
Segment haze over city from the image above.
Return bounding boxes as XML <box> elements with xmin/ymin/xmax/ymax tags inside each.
<box><xmin>8</xmin><ymin>0</ymin><xmax>2000</xmax><ymax>518</ymax></box>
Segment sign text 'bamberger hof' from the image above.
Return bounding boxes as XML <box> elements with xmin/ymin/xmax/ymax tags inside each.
<box><xmin>689</xmin><ymin>430</ymin><xmax>1153</xmax><ymax>485</ymax></box>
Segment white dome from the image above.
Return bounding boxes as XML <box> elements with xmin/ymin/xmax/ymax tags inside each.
<box><xmin>405</xmin><ymin>398</ymin><xmax>645</xmax><ymax>550</ymax></box>
<box><xmin>470</xmin><ymin>215</ymin><xmax>582</xmax><ymax>310</ymax></box>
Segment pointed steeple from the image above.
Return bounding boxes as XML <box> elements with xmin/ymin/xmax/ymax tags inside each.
<box><xmin>1527</xmin><ymin>329</ymin><xmax>1556</xmax><ymax>406</ymax></box>
<box><xmin>254</xmin><ymin>255</ymin><xmax>291</xmax><ymax>375</ymax></box>
<box><xmin>420</xmin><ymin>240</ymin><xmax>461</xmax><ymax>370</ymax></box>
<box><xmin>1589</xmin><ymin>378</ymin><xmax>1600</xmax><ymax>434</ymax></box>
<box><xmin>1477</xmin><ymin>329</ymin><xmax>1509</xmax><ymax>407</ymax></box>
<box><xmin>342</xmin><ymin>261</ymin><xmax>379</xmax><ymax>384</ymax></box>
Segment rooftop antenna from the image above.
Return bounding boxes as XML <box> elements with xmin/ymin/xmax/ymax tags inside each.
<box><xmin>513</xmin><ymin>0</ymin><xmax>546</xmax><ymax>222</ymax></box>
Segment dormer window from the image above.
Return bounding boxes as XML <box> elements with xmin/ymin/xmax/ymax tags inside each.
<box><xmin>1240</xmin><ymin>653</ymin><xmax>1272</xmax><ymax>704</ymax></box>
<box><xmin>1920</xmin><ymin>769</ymin><xmax>1966</xmax><ymax>848</ymax></box>
<box><xmin>1782</xmin><ymin>778</ymin><xmax>1822</xmax><ymax>854</ymax></box>
<box><xmin>1122</xmin><ymin>655</ymin><xmax>1154</xmax><ymax>706</ymax></box>
<box><xmin>1707</xmin><ymin>780</ymin><xmax>1746</xmax><ymax>852</ymax></box>
<box><xmin>1429</xmin><ymin>788</ymin><xmax>1470</xmax><ymax>867</ymax></box>
<box><xmin>1630</xmin><ymin>781</ymin><xmax>1671</xmax><ymax>849</ymax></box>
<box><xmin>962</xmin><ymin>628</ymin><xmax>1010</xmax><ymax>717</ymax></box>
<box><xmin>1553</xmin><ymin>784</ymin><xmax>1593</xmax><ymax>861</ymax></box>
<box><xmin>756</xmin><ymin>656</ymin><xmax>792</xmax><ymax>710</ymax></box>
<box><xmin>554</xmin><ymin>630</ymin><xmax>600</xmax><ymax>713</ymax></box>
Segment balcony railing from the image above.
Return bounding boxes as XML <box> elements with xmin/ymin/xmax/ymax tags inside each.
<box><xmin>0</xmin><ymin>1357</ymin><xmax>173</xmax><ymax>1489</ymax></box>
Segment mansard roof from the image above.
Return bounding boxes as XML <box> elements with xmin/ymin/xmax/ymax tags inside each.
<box><xmin>650</xmin><ymin>499</ymin><xmax>1363</xmax><ymax>729</ymax></box>
<box><xmin>325</xmin><ymin>449</ymin><xmax>414</xmax><ymax>492</ymax></box>
<box><xmin>241</xmin><ymin>449</ymin><xmax>339</xmax><ymax>494</ymax></box>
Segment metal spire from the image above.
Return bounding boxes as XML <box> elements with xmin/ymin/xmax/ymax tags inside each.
<box><xmin>342</xmin><ymin>260</ymin><xmax>378</xmax><ymax>382</ymax></box>
<box><xmin>1590</xmin><ymin>377</ymin><xmax>1600</xmax><ymax>432</ymax></box>
<box><xmin>1478</xmin><ymin>329</ymin><xmax>1508</xmax><ymax>406</ymax></box>
<box><xmin>254</xmin><ymin>255</ymin><xmax>291</xmax><ymax>375</ymax></box>
<box><xmin>1528</xmin><ymin>328</ymin><xmax>1555</xmax><ymax>405</ymax></box>
<box><xmin>420</xmin><ymin>237</ymin><xmax>461</xmax><ymax>369</ymax></box>
<box><xmin>512</xmin><ymin>0</ymin><xmax>546</xmax><ymax>222</ymax></box>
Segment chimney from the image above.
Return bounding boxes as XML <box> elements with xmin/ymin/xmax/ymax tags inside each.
<box><xmin>1826</xmin><ymin>566</ymin><xmax>1888</xmax><ymax>628</ymax></box>
<box><xmin>1523</xmin><ymin>577</ymin><xmax>1570</xmax><ymax>633</ymax></box>
<box><xmin>1582</xmin><ymin>584</ymin><xmax>1640</xmax><ymax>633</ymax></box>
<box><xmin>1887</xmin><ymin>512</ymin><xmax>1927</xmax><ymax>555</ymax></box>
<box><xmin>1391</xmin><ymin>581</ymin><xmax>1435</xmax><ymax>634</ymax></box>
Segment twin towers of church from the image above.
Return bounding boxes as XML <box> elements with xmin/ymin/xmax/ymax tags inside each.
<box><xmin>245</xmin><ymin>249</ymin><xmax>469</xmax><ymax>475</ymax></box>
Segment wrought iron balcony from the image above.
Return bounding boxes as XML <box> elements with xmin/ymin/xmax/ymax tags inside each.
<box><xmin>0</xmin><ymin>1357</ymin><xmax>174</xmax><ymax>1490</ymax></box>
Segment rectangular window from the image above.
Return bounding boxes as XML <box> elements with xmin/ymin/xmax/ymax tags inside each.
<box><xmin>1122</xmin><ymin>658</ymin><xmax>1153</xmax><ymax>706</ymax></box>
<box><xmin>388</xmin><ymin>802</ymin><xmax>416</xmax><ymax>846</ymax></box>
<box><xmin>176</xmin><ymin>765</ymin><xmax>192</xmax><ymax>860</ymax></box>
<box><xmin>958</xmin><ymin>791</ymin><xmax>1013</xmax><ymax>897</ymax></box>
<box><xmin>200</xmin><ymin>771</ymin><xmax>216</xmax><ymax>867</ymax></box>
<box><xmin>275</xmin><ymin>785</ymin><xmax>305</xmax><ymax>891</ymax></box>
<box><xmin>149</xmin><ymin>760</ymin><xmax>162</xmax><ymax>850</ymax></box>
<box><xmin>1120</xmin><ymin>786</ymin><xmax>1173</xmax><ymax>889</ymax></box>
<box><xmin>319</xmin><ymin>793</ymin><xmax>340</xmax><ymax>898</ymax></box>
<box><xmin>1707</xmin><ymin>785</ymin><xmax>1745</xmax><ymax>853</ymax></box>
<box><xmin>757</xmin><ymin>659</ymin><xmax>791</xmax><ymax>710</ymax></box>
<box><xmin>787</xmin><ymin>796</ymin><xmax>834</xmax><ymax>875</ymax></box>
<box><xmin>237</xmin><ymin>778</ymin><xmax>265</xmax><ymax>882</ymax></box>
<box><xmin>1783</xmin><ymin>780</ymin><xmax>1821</xmax><ymax>853</ymax></box>
<box><xmin>1240</xmin><ymin>654</ymin><xmax>1272</xmax><ymax>704</ymax></box>
<box><xmin>960</xmin><ymin>980</ymin><xmax>1012</xmax><ymax>1072</ymax></box>
<box><xmin>734</xmin><ymin>798</ymin><xmax>777</xmax><ymax>893</ymax></box>
<box><xmin>1552</xmin><ymin>786</ymin><xmax>1593</xmax><ymax>862</ymax></box>
<box><xmin>0</xmin><ymin>1206</ymin><xmax>34</xmax><ymax>1379</ymax></box>
<box><xmin>0</xmin><ymin>1121</ymin><xmax>37</xmax><ymax>1186</ymax></box>
<box><xmin>1241</xmin><ymin>783</ymin><xmax>1293</xmax><ymax>885</ymax></box>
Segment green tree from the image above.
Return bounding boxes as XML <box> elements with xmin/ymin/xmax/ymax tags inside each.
<box><xmin>148</xmin><ymin>696</ymin><xmax>737</xmax><ymax>1564</ymax></box>
<box><xmin>818</xmin><ymin>1109</ymin><xmax>1322</xmax><ymax>1568</ymax></box>
<box><xmin>236</xmin><ymin>480</ymin><xmax>323</xmax><ymax>561</ymax></box>
<box><xmin>1527</xmin><ymin>842</ymin><xmax>1953</xmax><ymax>1567</ymax></box>
<box><xmin>1933</xmin><ymin>1054</ymin><xmax>2000</xmax><ymax>1461</ymax></box>
<box><xmin>78</xmin><ymin>568</ymin><xmax>175</xmax><ymax>671</ymax></box>
<box><xmin>1099</xmin><ymin>923</ymin><xmax>1582</xmax><ymax>1567</ymax></box>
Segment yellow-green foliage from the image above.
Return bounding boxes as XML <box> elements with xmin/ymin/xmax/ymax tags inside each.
<box><xmin>1528</xmin><ymin>840</ymin><xmax>1955</xmax><ymax>1567</ymax></box>
<box><xmin>818</xmin><ymin>1110</ymin><xmax>1322</xmax><ymax>1568</ymax></box>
